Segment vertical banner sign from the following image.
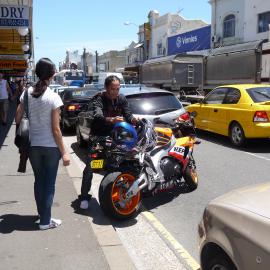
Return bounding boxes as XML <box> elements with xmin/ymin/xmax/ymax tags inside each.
<box><xmin>0</xmin><ymin>5</ymin><xmax>29</xmax><ymax>27</ymax></box>
<box><xmin>168</xmin><ymin>25</ymin><xmax>211</xmax><ymax>55</ymax></box>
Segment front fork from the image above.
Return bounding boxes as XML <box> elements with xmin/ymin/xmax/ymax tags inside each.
<box><xmin>125</xmin><ymin>171</ymin><xmax>148</xmax><ymax>199</ymax></box>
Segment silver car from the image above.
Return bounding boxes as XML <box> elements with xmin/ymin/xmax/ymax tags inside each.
<box><xmin>198</xmin><ymin>182</ymin><xmax>270</xmax><ymax>270</ymax></box>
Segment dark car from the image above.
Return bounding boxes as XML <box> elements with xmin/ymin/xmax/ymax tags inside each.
<box><xmin>60</xmin><ymin>87</ymin><xmax>99</xmax><ymax>131</ymax></box>
<box><xmin>76</xmin><ymin>86</ymin><xmax>187</xmax><ymax>146</ymax></box>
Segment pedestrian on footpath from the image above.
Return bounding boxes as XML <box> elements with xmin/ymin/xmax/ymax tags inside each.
<box><xmin>15</xmin><ymin>58</ymin><xmax>70</xmax><ymax>230</ymax></box>
<box><xmin>78</xmin><ymin>75</ymin><xmax>137</xmax><ymax>209</ymax></box>
<box><xmin>0</xmin><ymin>72</ymin><xmax>12</xmax><ymax>125</ymax></box>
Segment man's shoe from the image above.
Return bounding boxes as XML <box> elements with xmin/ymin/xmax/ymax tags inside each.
<box><xmin>39</xmin><ymin>218</ymin><xmax>62</xmax><ymax>230</ymax></box>
<box><xmin>80</xmin><ymin>200</ymin><xmax>89</xmax><ymax>210</ymax></box>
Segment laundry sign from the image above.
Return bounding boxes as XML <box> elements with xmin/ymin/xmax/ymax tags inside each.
<box><xmin>0</xmin><ymin>5</ymin><xmax>29</xmax><ymax>27</ymax></box>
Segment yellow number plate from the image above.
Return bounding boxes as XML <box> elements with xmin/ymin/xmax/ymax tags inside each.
<box><xmin>90</xmin><ymin>159</ymin><xmax>104</xmax><ymax>169</ymax></box>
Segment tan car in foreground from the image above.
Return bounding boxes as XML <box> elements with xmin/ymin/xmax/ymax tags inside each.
<box><xmin>198</xmin><ymin>182</ymin><xmax>270</xmax><ymax>270</ymax></box>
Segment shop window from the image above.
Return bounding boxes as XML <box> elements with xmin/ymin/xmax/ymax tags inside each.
<box><xmin>223</xmin><ymin>14</ymin><xmax>235</xmax><ymax>38</ymax></box>
<box><xmin>258</xmin><ymin>11</ymin><xmax>270</xmax><ymax>33</ymax></box>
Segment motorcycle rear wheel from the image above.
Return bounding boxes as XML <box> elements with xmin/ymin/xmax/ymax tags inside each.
<box><xmin>183</xmin><ymin>166</ymin><xmax>198</xmax><ymax>192</ymax></box>
<box><xmin>98</xmin><ymin>171</ymin><xmax>141</xmax><ymax>220</ymax></box>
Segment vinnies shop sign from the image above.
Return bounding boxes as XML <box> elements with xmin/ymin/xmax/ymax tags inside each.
<box><xmin>0</xmin><ymin>5</ymin><xmax>29</xmax><ymax>27</ymax></box>
<box><xmin>168</xmin><ymin>25</ymin><xmax>211</xmax><ymax>55</ymax></box>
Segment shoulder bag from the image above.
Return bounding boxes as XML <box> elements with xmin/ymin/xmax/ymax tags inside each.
<box><xmin>15</xmin><ymin>90</ymin><xmax>30</xmax><ymax>148</ymax></box>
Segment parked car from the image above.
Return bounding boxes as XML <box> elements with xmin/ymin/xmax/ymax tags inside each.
<box><xmin>49</xmin><ymin>84</ymin><xmax>62</xmax><ymax>91</ymax></box>
<box><xmin>198</xmin><ymin>182</ymin><xmax>270</xmax><ymax>270</ymax></box>
<box><xmin>60</xmin><ymin>87</ymin><xmax>99</xmax><ymax>131</ymax></box>
<box><xmin>186</xmin><ymin>84</ymin><xmax>270</xmax><ymax>146</ymax></box>
<box><xmin>76</xmin><ymin>86</ymin><xmax>188</xmax><ymax>146</ymax></box>
<box><xmin>56</xmin><ymin>86</ymin><xmax>79</xmax><ymax>96</ymax></box>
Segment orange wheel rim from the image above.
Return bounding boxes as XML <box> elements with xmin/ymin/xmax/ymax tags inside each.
<box><xmin>111</xmin><ymin>173</ymin><xmax>141</xmax><ymax>216</ymax></box>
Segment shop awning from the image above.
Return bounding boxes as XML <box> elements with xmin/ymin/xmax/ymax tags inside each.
<box><xmin>134</xmin><ymin>43</ymin><xmax>144</xmax><ymax>49</ymax></box>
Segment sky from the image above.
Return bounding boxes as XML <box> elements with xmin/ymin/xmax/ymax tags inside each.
<box><xmin>33</xmin><ymin>0</ymin><xmax>211</xmax><ymax>66</ymax></box>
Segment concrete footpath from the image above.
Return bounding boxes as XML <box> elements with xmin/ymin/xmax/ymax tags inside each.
<box><xmin>0</xmin><ymin>104</ymin><xmax>136</xmax><ymax>270</ymax></box>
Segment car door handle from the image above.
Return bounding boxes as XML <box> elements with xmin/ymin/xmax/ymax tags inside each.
<box><xmin>214</xmin><ymin>109</ymin><xmax>218</xmax><ymax>112</ymax></box>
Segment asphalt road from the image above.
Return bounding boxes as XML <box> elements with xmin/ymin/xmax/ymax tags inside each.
<box><xmin>63</xmin><ymin>129</ymin><xmax>270</xmax><ymax>270</ymax></box>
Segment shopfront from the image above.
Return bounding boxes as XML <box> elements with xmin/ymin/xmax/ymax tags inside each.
<box><xmin>0</xmin><ymin>2</ymin><xmax>33</xmax><ymax>78</ymax></box>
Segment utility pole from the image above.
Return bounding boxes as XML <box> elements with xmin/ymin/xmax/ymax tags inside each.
<box><xmin>95</xmin><ymin>50</ymin><xmax>98</xmax><ymax>72</ymax></box>
<box><xmin>83</xmin><ymin>48</ymin><xmax>86</xmax><ymax>75</ymax></box>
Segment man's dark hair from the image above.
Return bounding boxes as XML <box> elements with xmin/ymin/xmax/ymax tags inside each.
<box><xmin>104</xmin><ymin>75</ymin><xmax>120</xmax><ymax>89</ymax></box>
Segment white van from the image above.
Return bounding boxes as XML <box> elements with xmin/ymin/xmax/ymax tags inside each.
<box><xmin>98</xmin><ymin>72</ymin><xmax>125</xmax><ymax>86</ymax></box>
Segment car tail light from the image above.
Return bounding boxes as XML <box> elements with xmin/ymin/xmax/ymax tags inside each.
<box><xmin>67</xmin><ymin>104</ymin><xmax>81</xmax><ymax>111</ymax></box>
<box><xmin>253</xmin><ymin>111</ymin><xmax>269</xmax><ymax>122</ymax></box>
<box><xmin>178</xmin><ymin>112</ymin><xmax>190</xmax><ymax>121</ymax></box>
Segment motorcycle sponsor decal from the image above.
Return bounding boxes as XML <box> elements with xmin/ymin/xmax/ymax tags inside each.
<box><xmin>172</xmin><ymin>146</ymin><xmax>185</xmax><ymax>155</ymax></box>
<box><xmin>169</xmin><ymin>146</ymin><xmax>189</xmax><ymax>163</ymax></box>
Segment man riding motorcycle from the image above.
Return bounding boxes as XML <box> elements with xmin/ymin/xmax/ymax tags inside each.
<box><xmin>78</xmin><ymin>75</ymin><xmax>137</xmax><ymax>210</ymax></box>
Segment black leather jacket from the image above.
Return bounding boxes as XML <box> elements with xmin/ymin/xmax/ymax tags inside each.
<box><xmin>91</xmin><ymin>93</ymin><xmax>134</xmax><ymax>136</ymax></box>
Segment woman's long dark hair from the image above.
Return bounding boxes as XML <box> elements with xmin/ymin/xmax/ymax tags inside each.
<box><xmin>32</xmin><ymin>58</ymin><xmax>56</xmax><ymax>98</ymax></box>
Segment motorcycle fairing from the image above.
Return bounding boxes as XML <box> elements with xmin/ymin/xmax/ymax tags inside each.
<box><xmin>168</xmin><ymin>137</ymin><xmax>193</xmax><ymax>163</ymax></box>
<box><xmin>154</xmin><ymin>127</ymin><xmax>173</xmax><ymax>146</ymax></box>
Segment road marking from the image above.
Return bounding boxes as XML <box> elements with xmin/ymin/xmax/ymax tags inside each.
<box><xmin>244</xmin><ymin>152</ymin><xmax>270</xmax><ymax>162</ymax></box>
<box><xmin>141</xmin><ymin>206</ymin><xmax>200</xmax><ymax>270</ymax></box>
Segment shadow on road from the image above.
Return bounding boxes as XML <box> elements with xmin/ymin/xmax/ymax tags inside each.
<box><xmin>0</xmin><ymin>214</ymin><xmax>39</xmax><ymax>233</ymax></box>
<box><xmin>70</xmin><ymin>197</ymin><xmax>138</xmax><ymax>228</ymax></box>
<box><xmin>196</xmin><ymin>129</ymin><xmax>270</xmax><ymax>154</ymax></box>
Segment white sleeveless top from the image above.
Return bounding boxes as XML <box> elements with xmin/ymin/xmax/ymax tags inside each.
<box><xmin>20</xmin><ymin>87</ymin><xmax>63</xmax><ymax>147</ymax></box>
<box><xmin>0</xmin><ymin>79</ymin><xmax>8</xmax><ymax>100</ymax></box>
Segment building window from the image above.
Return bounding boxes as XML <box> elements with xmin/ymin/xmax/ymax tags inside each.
<box><xmin>157</xmin><ymin>43</ymin><xmax>162</xmax><ymax>56</ymax></box>
<box><xmin>258</xmin><ymin>11</ymin><xmax>270</xmax><ymax>33</ymax></box>
<box><xmin>223</xmin><ymin>14</ymin><xmax>235</xmax><ymax>38</ymax></box>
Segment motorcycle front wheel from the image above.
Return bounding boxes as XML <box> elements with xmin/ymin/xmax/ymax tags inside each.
<box><xmin>98</xmin><ymin>171</ymin><xmax>141</xmax><ymax>220</ymax></box>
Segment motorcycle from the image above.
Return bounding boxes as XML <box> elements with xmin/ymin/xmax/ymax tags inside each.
<box><xmin>90</xmin><ymin>113</ymin><xmax>200</xmax><ymax>220</ymax></box>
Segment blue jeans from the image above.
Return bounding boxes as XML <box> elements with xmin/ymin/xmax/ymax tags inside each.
<box><xmin>80</xmin><ymin>150</ymin><xmax>93</xmax><ymax>201</ymax></box>
<box><xmin>29</xmin><ymin>146</ymin><xmax>61</xmax><ymax>225</ymax></box>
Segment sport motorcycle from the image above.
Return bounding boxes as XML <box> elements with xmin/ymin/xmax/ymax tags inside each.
<box><xmin>90</xmin><ymin>114</ymin><xmax>200</xmax><ymax>220</ymax></box>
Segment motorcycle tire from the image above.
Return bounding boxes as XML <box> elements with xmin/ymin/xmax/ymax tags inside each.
<box><xmin>183</xmin><ymin>166</ymin><xmax>198</xmax><ymax>192</ymax></box>
<box><xmin>98</xmin><ymin>170</ymin><xmax>141</xmax><ymax>220</ymax></box>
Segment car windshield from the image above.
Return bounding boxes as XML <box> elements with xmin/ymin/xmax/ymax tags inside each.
<box><xmin>246</xmin><ymin>87</ymin><xmax>270</xmax><ymax>102</ymax></box>
<box><xmin>126</xmin><ymin>93</ymin><xmax>182</xmax><ymax>115</ymax></box>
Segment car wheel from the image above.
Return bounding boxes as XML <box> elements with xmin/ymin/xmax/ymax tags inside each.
<box><xmin>76</xmin><ymin>123</ymin><xmax>86</xmax><ymax>147</ymax></box>
<box><xmin>204</xmin><ymin>254</ymin><xmax>236</xmax><ymax>270</ymax></box>
<box><xmin>229</xmin><ymin>122</ymin><xmax>245</xmax><ymax>147</ymax></box>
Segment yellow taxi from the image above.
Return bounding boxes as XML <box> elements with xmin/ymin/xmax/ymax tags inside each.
<box><xmin>186</xmin><ymin>84</ymin><xmax>270</xmax><ymax>146</ymax></box>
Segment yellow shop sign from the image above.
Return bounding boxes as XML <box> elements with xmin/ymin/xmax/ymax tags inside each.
<box><xmin>0</xmin><ymin>43</ymin><xmax>23</xmax><ymax>54</ymax></box>
<box><xmin>0</xmin><ymin>60</ymin><xmax>27</xmax><ymax>69</ymax></box>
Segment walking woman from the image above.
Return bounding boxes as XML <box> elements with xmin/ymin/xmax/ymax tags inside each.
<box><xmin>16</xmin><ymin>58</ymin><xmax>70</xmax><ymax>230</ymax></box>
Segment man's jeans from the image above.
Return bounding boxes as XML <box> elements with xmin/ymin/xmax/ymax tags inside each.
<box><xmin>80</xmin><ymin>152</ymin><xmax>93</xmax><ymax>201</ymax></box>
<box><xmin>29</xmin><ymin>146</ymin><xmax>61</xmax><ymax>225</ymax></box>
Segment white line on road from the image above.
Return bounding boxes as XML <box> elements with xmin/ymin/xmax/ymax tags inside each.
<box><xmin>244</xmin><ymin>152</ymin><xmax>270</xmax><ymax>162</ymax></box>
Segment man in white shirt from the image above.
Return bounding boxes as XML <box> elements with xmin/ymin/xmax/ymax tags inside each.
<box><xmin>0</xmin><ymin>72</ymin><xmax>12</xmax><ymax>125</ymax></box>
